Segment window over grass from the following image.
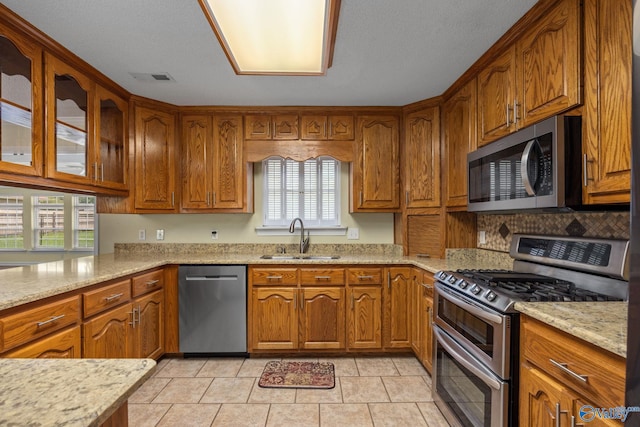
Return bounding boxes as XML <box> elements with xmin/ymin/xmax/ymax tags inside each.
<box><xmin>0</xmin><ymin>195</ymin><xmax>24</xmax><ymax>249</ymax></box>
<box><xmin>263</xmin><ymin>156</ymin><xmax>340</xmax><ymax>227</ymax></box>
<box><xmin>0</xmin><ymin>187</ymin><xmax>96</xmax><ymax>253</ymax></box>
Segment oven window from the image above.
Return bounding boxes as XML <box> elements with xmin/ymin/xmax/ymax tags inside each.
<box><xmin>438</xmin><ymin>296</ymin><xmax>494</xmax><ymax>357</ymax></box>
<box><xmin>436</xmin><ymin>342</ymin><xmax>493</xmax><ymax>426</ymax></box>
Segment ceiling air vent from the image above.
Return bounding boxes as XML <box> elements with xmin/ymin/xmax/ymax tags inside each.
<box><xmin>129</xmin><ymin>72</ymin><xmax>176</xmax><ymax>82</ymax></box>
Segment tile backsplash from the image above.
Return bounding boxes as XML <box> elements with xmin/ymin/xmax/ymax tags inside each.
<box><xmin>477</xmin><ymin>211</ymin><xmax>630</xmax><ymax>252</ymax></box>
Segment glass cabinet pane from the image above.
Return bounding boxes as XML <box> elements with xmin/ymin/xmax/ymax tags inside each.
<box><xmin>99</xmin><ymin>97</ymin><xmax>125</xmax><ymax>185</ymax></box>
<box><xmin>0</xmin><ymin>35</ymin><xmax>33</xmax><ymax>168</ymax></box>
<box><xmin>54</xmin><ymin>74</ymin><xmax>88</xmax><ymax>177</ymax></box>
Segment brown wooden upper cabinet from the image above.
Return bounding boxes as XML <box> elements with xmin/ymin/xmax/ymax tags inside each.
<box><xmin>245</xmin><ymin>114</ymin><xmax>299</xmax><ymax>140</ymax></box>
<box><xmin>351</xmin><ymin>115</ymin><xmax>400</xmax><ymax>212</ymax></box>
<box><xmin>300</xmin><ymin>114</ymin><xmax>354</xmax><ymax>140</ymax></box>
<box><xmin>443</xmin><ymin>79</ymin><xmax>477</xmax><ymax>208</ymax></box>
<box><xmin>477</xmin><ymin>0</ymin><xmax>581</xmax><ymax>146</ymax></box>
<box><xmin>181</xmin><ymin>114</ymin><xmax>251</xmax><ymax>212</ymax></box>
<box><xmin>134</xmin><ymin>106</ymin><xmax>177</xmax><ymax>211</ymax></box>
<box><xmin>0</xmin><ymin>24</ymin><xmax>44</xmax><ymax>177</ymax></box>
<box><xmin>404</xmin><ymin>106</ymin><xmax>440</xmax><ymax>209</ymax></box>
<box><xmin>45</xmin><ymin>53</ymin><xmax>94</xmax><ymax>185</ymax></box>
<box><xmin>582</xmin><ymin>0</ymin><xmax>632</xmax><ymax>204</ymax></box>
<box><xmin>44</xmin><ymin>53</ymin><xmax>128</xmax><ymax>191</ymax></box>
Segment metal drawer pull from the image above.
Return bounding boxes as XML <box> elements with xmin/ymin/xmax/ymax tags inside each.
<box><xmin>421</xmin><ymin>283</ymin><xmax>433</xmax><ymax>289</ymax></box>
<box><xmin>266</xmin><ymin>275</ymin><xmax>283</xmax><ymax>280</ymax></box>
<box><xmin>104</xmin><ymin>292</ymin><xmax>124</xmax><ymax>302</ymax></box>
<box><xmin>357</xmin><ymin>275</ymin><xmax>374</xmax><ymax>280</ymax></box>
<box><xmin>146</xmin><ymin>279</ymin><xmax>160</xmax><ymax>287</ymax></box>
<box><xmin>36</xmin><ymin>314</ymin><xmax>65</xmax><ymax>328</ymax></box>
<box><xmin>129</xmin><ymin>308</ymin><xmax>137</xmax><ymax>328</ymax></box>
<box><xmin>315</xmin><ymin>276</ymin><xmax>332</xmax><ymax>280</ymax></box>
<box><xmin>549</xmin><ymin>359</ymin><xmax>588</xmax><ymax>383</ymax></box>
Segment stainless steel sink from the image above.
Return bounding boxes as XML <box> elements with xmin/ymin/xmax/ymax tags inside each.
<box><xmin>259</xmin><ymin>255</ymin><xmax>340</xmax><ymax>260</ymax></box>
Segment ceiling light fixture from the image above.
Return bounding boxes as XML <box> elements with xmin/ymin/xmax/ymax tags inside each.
<box><xmin>198</xmin><ymin>0</ymin><xmax>341</xmax><ymax>75</ymax></box>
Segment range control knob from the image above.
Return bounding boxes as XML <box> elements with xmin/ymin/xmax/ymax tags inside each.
<box><xmin>448</xmin><ymin>275</ymin><xmax>457</xmax><ymax>284</ymax></box>
<box><xmin>486</xmin><ymin>291</ymin><xmax>497</xmax><ymax>301</ymax></box>
<box><xmin>470</xmin><ymin>284</ymin><xmax>482</xmax><ymax>295</ymax></box>
<box><xmin>458</xmin><ymin>280</ymin><xmax>468</xmax><ymax>289</ymax></box>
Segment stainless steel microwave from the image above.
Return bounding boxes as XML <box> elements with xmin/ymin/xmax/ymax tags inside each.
<box><xmin>467</xmin><ymin>115</ymin><xmax>582</xmax><ymax>212</ymax></box>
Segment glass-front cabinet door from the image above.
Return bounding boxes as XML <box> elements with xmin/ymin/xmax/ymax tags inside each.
<box><xmin>95</xmin><ymin>85</ymin><xmax>127</xmax><ymax>190</ymax></box>
<box><xmin>0</xmin><ymin>25</ymin><xmax>43</xmax><ymax>176</ymax></box>
<box><xmin>45</xmin><ymin>52</ymin><xmax>94</xmax><ymax>185</ymax></box>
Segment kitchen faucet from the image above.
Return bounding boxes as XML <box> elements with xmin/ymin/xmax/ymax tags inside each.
<box><xmin>289</xmin><ymin>217</ymin><xmax>309</xmax><ymax>254</ymax></box>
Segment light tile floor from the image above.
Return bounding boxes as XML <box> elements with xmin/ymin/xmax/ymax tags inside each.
<box><xmin>128</xmin><ymin>356</ymin><xmax>451</xmax><ymax>427</ymax></box>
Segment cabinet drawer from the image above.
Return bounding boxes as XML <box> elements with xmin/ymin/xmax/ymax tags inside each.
<box><xmin>83</xmin><ymin>279</ymin><xmax>132</xmax><ymax>318</ymax></box>
<box><xmin>132</xmin><ymin>269</ymin><xmax>164</xmax><ymax>297</ymax></box>
<box><xmin>521</xmin><ymin>316</ymin><xmax>625</xmax><ymax>409</ymax></box>
<box><xmin>300</xmin><ymin>268</ymin><xmax>345</xmax><ymax>286</ymax></box>
<box><xmin>347</xmin><ymin>268</ymin><xmax>383</xmax><ymax>285</ymax></box>
<box><xmin>3</xmin><ymin>325</ymin><xmax>81</xmax><ymax>358</ymax></box>
<box><xmin>0</xmin><ymin>296</ymin><xmax>80</xmax><ymax>353</ymax></box>
<box><xmin>251</xmin><ymin>268</ymin><xmax>298</xmax><ymax>286</ymax></box>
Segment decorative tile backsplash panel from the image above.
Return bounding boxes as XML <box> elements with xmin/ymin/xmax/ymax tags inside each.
<box><xmin>477</xmin><ymin>211</ymin><xmax>630</xmax><ymax>253</ymax></box>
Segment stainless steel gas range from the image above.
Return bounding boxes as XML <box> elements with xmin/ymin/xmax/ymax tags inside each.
<box><xmin>432</xmin><ymin>234</ymin><xmax>629</xmax><ymax>427</ymax></box>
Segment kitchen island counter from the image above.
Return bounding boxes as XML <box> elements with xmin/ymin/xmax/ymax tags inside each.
<box><xmin>0</xmin><ymin>358</ymin><xmax>155</xmax><ymax>426</ymax></box>
<box><xmin>514</xmin><ymin>301</ymin><xmax>627</xmax><ymax>358</ymax></box>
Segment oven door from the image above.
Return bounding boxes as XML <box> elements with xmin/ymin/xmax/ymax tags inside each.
<box><xmin>434</xmin><ymin>282</ymin><xmax>511</xmax><ymax>378</ymax></box>
<box><xmin>434</xmin><ymin>327</ymin><xmax>509</xmax><ymax>427</ymax></box>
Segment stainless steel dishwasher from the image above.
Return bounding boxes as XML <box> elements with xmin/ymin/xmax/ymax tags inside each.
<box><xmin>178</xmin><ymin>265</ymin><xmax>247</xmax><ymax>355</ymax></box>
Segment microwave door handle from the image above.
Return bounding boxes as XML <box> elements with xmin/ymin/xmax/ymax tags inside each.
<box><xmin>521</xmin><ymin>139</ymin><xmax>538</xmax><ymax>196</ymax></box>
<box><xmin>435</xmin><ymin>327</ymin><xmax>502</xmax><ymax>390</ymax></box>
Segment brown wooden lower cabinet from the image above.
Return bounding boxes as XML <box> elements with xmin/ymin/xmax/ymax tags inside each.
<box><xmin>135</xmin><ymin>289</ymin><xmax>164</xmax><ymax>359</ymax></box>
<box><xmin>3</xmin><ymin>325</ymin><xmax>81</xmax><ymax>358</ymax></box>
<box><xmin>251</xmin><ymin>287</ymin><xmax>298</xmax><ymax>351</ymax></box>
<box><xmin>384</xmin><ymin>267</ymin><xmax>412</xmax><ymax>349</ymax></box>
<box><xmin>347</xmin><ymin>286</ymin><xmax>382</xmax><ymax>349</ymax></box>
<box><xmin>519</xmin><ymin>316</ymin><xmax>625</xmax><ymax>426</ymax></box>
<box><xmin>299</xmin><ymin>287</ymin><xmax>345</xmax><ymax>350</ymax></box>
<box><xmin>83</xmin><ymin>303</ymin><xmax>135</xmax><ymax>358</ymax></box>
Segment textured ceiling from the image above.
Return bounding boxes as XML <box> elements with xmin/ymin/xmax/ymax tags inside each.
<box><xmin>0</xmin><ymin>0</ymin><xmax>538</xmax><ymax>106</ymax></box>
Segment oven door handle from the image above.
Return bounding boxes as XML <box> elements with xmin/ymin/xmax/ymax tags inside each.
<box><xmin>437</xmin><ymin>285</ymin><xmax>504</xmax><ymax>325</ymax></box>
<box><xmin>435</xmin><ymin>327</ymin><xmax>502</xmax><ymax>390</ymax></box>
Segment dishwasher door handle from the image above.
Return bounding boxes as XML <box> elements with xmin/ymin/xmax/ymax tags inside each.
<box><xmin>185</xmin><ymin>275</ymin><xmax>239</xmax><ymax>281</ymax></box>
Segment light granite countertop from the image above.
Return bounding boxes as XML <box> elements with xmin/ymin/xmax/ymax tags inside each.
<box><xmin>0</xmin><ymin>246</ymin><xmax>513</xmax><ymax>312</ymax></box>
<box><xmin>0</xmin><ymin>358</ymin><xmax>156</xmax><ymax>426</ymax></box>
<box><xmin>0</xmin><ymin>245</ymin><xmax>628</xmax><ymax>358</ymax></box>
<box><xmin>514</xmin><ymin>301</ymin><xmax>628</xmax><ymax>358</ymax></box>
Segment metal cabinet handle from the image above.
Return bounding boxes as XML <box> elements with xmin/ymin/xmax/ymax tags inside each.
<box><xmin>513</xmin><ymin>100</ymin><xmax>520</xmax><ymax>124</ymax></box>
<box><xmin>359</xmin><ymin>191</ymin><xmax>363</xmax><ymax>206</ymax></box>
<box><xmin>506</xmin><ymin>104</ymin><xmax>511</xmax><ymax>127</ymax></box>
<box><xmin>137</xmin><ymin>304</ymin><xmax>142</xmax><ymax>325</ymax></box>
<box><xmin>92</xmin><ymin>162</ymin><xmax>98</xmax><ymax>181</ymax></box>
<box><xmin>421</xmin><ymin>283</ymin><xmax>433</xmax><ymax>289</ymax></box>
<box><xmin>357</xmin><ymin>275</ymin><xmax>374</xmax><ymax>280</ymax></box>
<box><xmin>555</xmin><ymin>402</ymin><xmax>569</xmax><ymax>427</ymax></box>
<box><xmin>146</xmin><ymin>279</ymin><xmax>160</xmax><ymax>287</ymax></box>
<box><xmin>206</xmin><ymin>192</ymin><xmax>210</xmax><ymax>206</ymax></box>
<box><xmin>266</xmin><ymin>275</ymin><xmax>283</xmax><ymax>280</ymax></box>
<box><xmin>104</xmin><ymin>292</ymin><xmax>124</xmax><ymax>302</ymax></box>
<box><xmin>171</xmin><ymin>192</ymin><xmax>175</xmax><ymax>207</ymax></box>
<box><xmin>549</xmin><ymin>359</ymin><xmax>588</xmax><ymax>383</ymax></box>
<box><xmin>315</xmin><ymin>276</ymin><xmax>332</xmax><ymax>280</ymax></box>
<box><xmin>36</xmin><ymin>314</ymin><xmax>65</xmax><ymax>328</ymax></box>
<box><xmin>213</xmin><ymin>192</ymin><xmax>216</xmax><ymax>205</ymax></box>
<box><xmin>129</xmin><ymin>307</ymin><xmax>137</xmax><ymax>328</ymax></box>
<box><xmin>100</xmin><ymin>163</ymin><xmax>104</xmax><ymax>182</ymax></box>
<box><xmin>582</xmin><ymin>154</ymin><xmax>595</xmax><ymax>187</ymax></box>
<box><xmin>387</xmin><ymin>271</ymin><xmax>391</xmax><ymax>290</ymax></box>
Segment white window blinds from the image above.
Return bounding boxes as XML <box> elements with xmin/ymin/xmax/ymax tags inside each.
<box><xmin>263</xmin><ymin>156</ymin><xmax>340</xmax><ymax>226</ymax></box>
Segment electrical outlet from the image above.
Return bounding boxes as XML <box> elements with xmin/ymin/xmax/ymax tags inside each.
<box><xmin>138</xmin><ymin>229</ymin><xmax>146</xmax><ymax>240</ymax></box>
<box><xmin>211</xmin><ymin>230</ymin><xmax>218</xmax><ymax>240</ymax></box>
<box><xmin>347</xmin><ymin>227</ymin><xmax>360</xmax><ymax>240</ymax></box>
<box><xmin>156</xmin><ymin>229</ymin><xmax>164</xmax><ymax>240</ymax></box>
<box><xmin>479</xmin><ymin>230</ymin><xmax>486</xmax><ymax>244</ymax></box>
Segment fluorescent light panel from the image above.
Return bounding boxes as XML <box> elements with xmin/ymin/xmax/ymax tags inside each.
<box><xmin>199</xmin><ymin>0</ymin><xmax>338</xmax><ymax>75</ymax></box>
